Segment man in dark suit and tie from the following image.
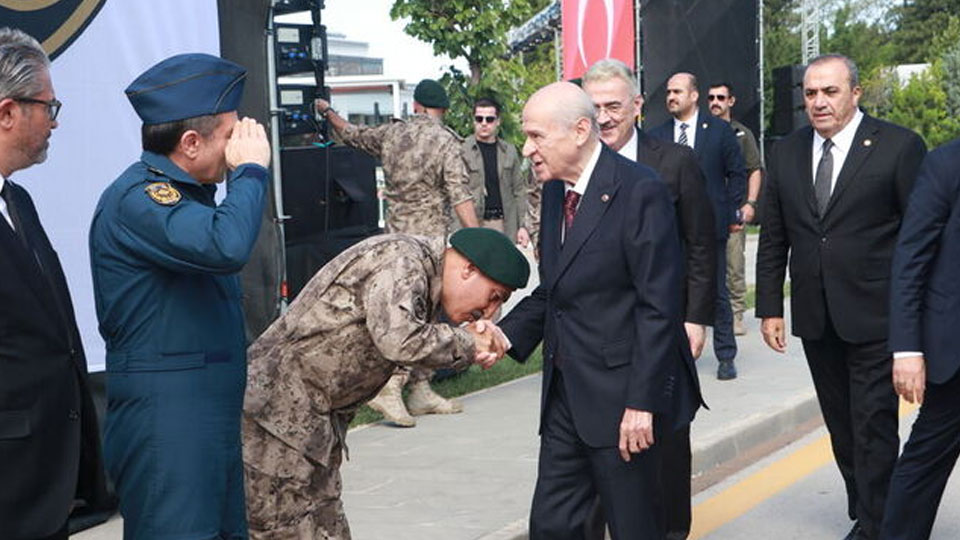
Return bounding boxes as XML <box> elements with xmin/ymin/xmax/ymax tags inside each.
<box><xmin>583</xmin><ymin>58</ymin><xmax>714</xmax><ymax>540</ymax></box>
<box><xmin>880</xmin><ymin>136</ymin><xmax>960</xmax><ymax>539</ymax></box>
<box><xmin>756</xmin><ymin>54</ymin><xmax>926</xmax><ymax>540</ymax></box>
<box><xmin>649</xmin><ymin>72</ymin><xmax>746</xmax><ymax>381</ymax></box>
<box><xmin>0</xmin><ymin>27</ymin><xmax>109</xmax><ymax>539</ymax></box>
<box><xmin>498</xmin><ymin>81</ymin><xmax>701</xmax><ymax>540</ymax></box>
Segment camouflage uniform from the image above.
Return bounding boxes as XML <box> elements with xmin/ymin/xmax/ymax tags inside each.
<box><xmin>243</xmin><ymin>234</ymin><xmax>475</xmax><ymax>539</ymax></box>
<box><xmin>336</xmin><ymin>114</ymin><xmax>473</xmax><ymax>237</ymax></box>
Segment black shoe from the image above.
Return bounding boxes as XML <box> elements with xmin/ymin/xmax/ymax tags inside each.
<box><xmin>717</xmin><ymin>359</ymin><xmax>737</xmax><ymax>380</ymax></box>
<box><xmin>843</xmin><ymin>522</ymin><xmax>861</xmax><ymax>540</ymax></box>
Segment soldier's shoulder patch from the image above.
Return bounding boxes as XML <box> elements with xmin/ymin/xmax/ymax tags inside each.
<box><xmin>144</xmin><ymin>182</ymin><xmax>182</xmax><ymax>206</ymax></box>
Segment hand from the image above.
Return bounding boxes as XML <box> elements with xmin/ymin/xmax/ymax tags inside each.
<box><xmin>516</xmin><ymin>227</ymin><xmax>531</xmax><ymax>248</ymax></box>
<box><xmin>761</xmin><ymin>317</ymin><xmax>787</xmax><ymax>353</ymax></box>
<box><xmin>740</xmin><ymin>203</ymin><xmax>756</xmax><ymax>224</ymax></box>
<box><xmin>465</xmin><ymin>320</ymin><xmax>508</xmax><ymax>368</ymax></box>
<box><xmin>618</xmin><ymin>408</ymin><xmax>654</xmax><ymax>462</ymax></box>
<box><xmin>893</xmin><ymin>355</ymin><xmax>926</xmax><ymax>404</ymax></box>
<box><xmin>225</xmin><ymin>117</ymin><xmax>271</xmax><ymax>169</ymax></box>
<box><xmin>314</xmin><ymin>98</ymin><xmax>331</xmax><ymax>114</ymax></box>
<box><xmin>729</xmin><ymin>223</ymin><xmax>745</xmax><ymax>233</ymax></box>
<box><xmin>684</xmin><ymin>322</ymin><xmax>706</xmax><ymax>359</ymax></box>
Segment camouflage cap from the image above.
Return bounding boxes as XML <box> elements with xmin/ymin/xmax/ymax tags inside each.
<box><xmin>414</xmin><ymin>79</ymin><xmax>450</xmax><ymax>109</ymax></box>
<box><xmin>450</xmin><ymin>228</ymin><xmax>529</xmax><ymax>289</ymax></box>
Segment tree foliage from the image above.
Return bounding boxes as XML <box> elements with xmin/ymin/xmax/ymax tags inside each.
<box><xmin>885</xmin><ymin>62</ymin><xmax>960</xmax><ymax>148</ymax></box>
<box><xmin>889</xmin><ymin>0</ymin><xmax>960</xmax><ymax>63</ymax></box>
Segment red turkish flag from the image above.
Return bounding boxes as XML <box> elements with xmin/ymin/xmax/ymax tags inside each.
<box><xmin>562</xmin><ymin>0</ymin><xmax>636</xmax><ymax>80</ymax></box>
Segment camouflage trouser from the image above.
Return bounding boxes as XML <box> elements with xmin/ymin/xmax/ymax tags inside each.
<box><xmin>243</xmin><ymin>417</ymin><xmax>351</xmax><ymax>540</ymax></box>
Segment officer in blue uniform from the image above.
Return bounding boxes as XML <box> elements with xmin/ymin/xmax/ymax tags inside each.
<box><xmin>89</xmin><ymin>53</ymin><xmax>271</xmax><ymax>539</ymax></box>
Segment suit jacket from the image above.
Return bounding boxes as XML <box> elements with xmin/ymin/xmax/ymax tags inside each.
<box><xmin>635</xmin><ymin>128</ymin><xmax>716</xmax><ymax>325</ymax></box>
<box><xmin>648</xmin><ymin>112</ymin><xmax>746</xmax><ymax>239</ymax></box>
<box><xmin>0</xmin><ymin>180</ymin><xmax>109</xmax><ymax>538</ymax></box>
<box><xmin>756</xmin><ymin>114</ymin><xmax>927</xmax><ymax>343</ymax></box>
<box><xmin>461</xmin><ymin>135</ymin><xmax>527</xmax><ymax>240</ymax></box>
<box><xmin>499</xmin><ymin>145</ymin><xmax>703</xmax><ymax>448</ymax></box>
<box><xmin>889</xmin><ymin>137</ymin><xmax>960</xmax><ymax>384</ymax></box>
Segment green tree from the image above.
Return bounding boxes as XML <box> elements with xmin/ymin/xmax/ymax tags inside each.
<box><xmin>890</xmin><ymin>0</ymin><xmax>960</xmax><ymax>63</ymax></box>
<box><xmin>885</xmin><ymin>62</ymin><xmax>960</xmax><ymax>149</ymax></box>
<box><xmin>391</xmin><ymin>0</ymin><xmax>554</xmax><ymax>146</ymax></box>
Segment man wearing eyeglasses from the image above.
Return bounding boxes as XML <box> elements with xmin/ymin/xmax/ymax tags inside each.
<box><xmin>461</xmin><ymin>98</ymin><xmax>531</xmax><ymax>248</ymax></box>
<box><xmin>708</xmin><ymin>82</ymin><xmax>763</xmax><ymax>337</ymax></box>
<box><xmin>0</xmin><ymin>27</ymin><xmax>109</xmax><ymax>539</ymax></box>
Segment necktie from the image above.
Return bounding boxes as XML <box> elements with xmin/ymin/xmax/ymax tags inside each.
<box><xmin>1</xmin><ymin>182</ymin><xmax>24</xmax><ymax>239</ymax></box>
<box><xmin>563</xmin><ymin>190</ymin><xmax>581</xmax><ymax>234</ymax></box>
<box><xmin>678</xmin><ymin>122</ymin><xmax>689</xmax><ymax>147</ymax></box>
<box><xmin>814</xmin><ymin>138</ymin><xmax>834</xmax><ymax>217</ymax></box>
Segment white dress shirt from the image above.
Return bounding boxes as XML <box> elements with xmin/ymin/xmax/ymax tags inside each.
<box><xmin>617</xmin><ymin>127</ymin><xmax>639</xmax><ymax>161</ymax></box>
<box><xmin>0</xmin><ymin>173</ymin><xmax>14</xmax><ymax>231</ymax></box>
<box><xmin>673</xmin><ymin>110</ymin><xmax>699</xmax><ymax>150</ymax></box>
<box><xmin>811</xmin><ymin>109</ymin><xmax>864</xmax><ymax>195</ymax></box>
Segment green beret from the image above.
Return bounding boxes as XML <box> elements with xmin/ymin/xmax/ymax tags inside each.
<box><xmin>414</xmin><ymin>79</ymin><xmax>450</xmax><ymax>109</ymax></box>
<box><xmin>450</xmin><ymin>228</ymin><xmax>529</xmax><ymax>289</ymax></box>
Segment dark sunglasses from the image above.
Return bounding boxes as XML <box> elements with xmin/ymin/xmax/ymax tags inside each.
<box><xmin>707</xmin><ymin>94</ymin><xmax>728</xmax><ymax>102</ymax></box>
<box><xmin>474</xmin><ymin>115</ymin><xmax>498</xmax><ymax>124</ymax></box>
<box><xmin>14</xmin><ymin>97</ymin><xmax>62</xmax><ymax>121</ymax></box>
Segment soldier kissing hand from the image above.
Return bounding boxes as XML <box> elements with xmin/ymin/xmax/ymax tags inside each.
<box><xmin>465</xmin><ymin>320</ymin><xmax>509</xmax><ymax>369</ymax></box>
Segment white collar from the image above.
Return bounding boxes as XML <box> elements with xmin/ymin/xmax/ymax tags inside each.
<box><xmin>568</xmin><ymin>141</ymin><xmax>602</xmax><ymax>196</ymax></box>
<box><xmin>617</xmin><ymin>128</ymin><xmax>639</xmax><ymax>161</ymax></box>
<box><xmin>813</xmin><ymin>109</ymin><xmax>864</xmax><ymax>153</ymax></box>
<box><xmin>675</xmin><ymin>109</ymin><xmax>699</xmax><ymax>130</ymax></box>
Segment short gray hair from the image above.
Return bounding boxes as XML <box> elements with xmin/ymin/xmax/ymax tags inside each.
<box><xmin>583</xmin><ymin>59</ymin><xmax>639</xmax><ymax>96</ymax></box>
<box><xmin>807</xmin><ymin>53</ymin><xmax>860</xmax><ymax>88</ymax></box>
<box><xmin>0</xmin><ymin>27</ymin><xmax>50</xmax><ymax>101</ymax></box>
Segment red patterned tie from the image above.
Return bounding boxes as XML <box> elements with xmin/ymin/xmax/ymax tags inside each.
<box><xmin>563</xmin><ymin>190</ymin><xmax>581</xmax><ymax>233</ymax></box>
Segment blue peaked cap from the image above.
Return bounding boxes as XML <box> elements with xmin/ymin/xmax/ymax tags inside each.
<box><xmin>125</xmin><ymin>53</ymin><xmax>246</xmax><ymax>125</ymax></box>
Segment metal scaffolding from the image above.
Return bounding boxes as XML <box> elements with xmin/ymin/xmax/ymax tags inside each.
<box><xmin>801</xmin><ymin>0</ymin><xmax>821</xmax><ymax>65</ymax></box>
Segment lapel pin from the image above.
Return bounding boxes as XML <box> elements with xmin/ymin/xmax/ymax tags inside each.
<box><xmin>601</xmin><ymin>194</ymin><xmax>610</xmax><ymax>203</ymax></box>
<box><xmin>864</xmin><ymin>139</ymin><xmax>872</xmax><ymax>147</ymax></box>
<box><xmin>702</xmin><ymin>122</ymin><xmax>708</xmax><ymax>129</ymax></box>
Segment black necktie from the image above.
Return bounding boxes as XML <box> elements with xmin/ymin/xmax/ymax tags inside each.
<box><xmin>1</xmin><ymin>182</ymin><xmax>26</xmax><ymax>244</ymax></box>
<box><xmin>814</xmin><ymin>139</ymin><xmax>834</xmax><ymax>217</ymax></box>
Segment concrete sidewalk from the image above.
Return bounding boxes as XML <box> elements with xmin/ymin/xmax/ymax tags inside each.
<box><xmin>78</xmin><ymin>235</ymin><xmax>823</xmax><ymax>540</ymax></box>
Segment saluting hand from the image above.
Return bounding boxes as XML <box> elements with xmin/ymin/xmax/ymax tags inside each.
<box><xmin>225</xmin><ymin>117</ymin><xmax>271</xmax><ymax>170</ymax></box>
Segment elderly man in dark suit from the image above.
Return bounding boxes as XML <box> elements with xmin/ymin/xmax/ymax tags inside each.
<box><xmin>498</xmin><ymin>81</ymin><xmax>702</xmax><ymax>540</ymax></box>
<box><xmin>0</xmin><ymin>27</ymin><xmax>109</xmax><ymax>539</ymax></box>
<box><xmin>880</xmin><ymin>136</ymin><xmax>960</xmax><ymax>539</ymax></box>
<box><xmin>582</xmin><ymin>58</ymin><xmax>714</xmax><ymax>540</ymax></box>
<box><xmin>756</xmin><ymin>54</ymin><xmax>926</xmax><ymax>540</ymax></box>
<box><xmin>649</xmin><ymin>72</ymin><xmax>746</xmax><ymax>381</ymax></box>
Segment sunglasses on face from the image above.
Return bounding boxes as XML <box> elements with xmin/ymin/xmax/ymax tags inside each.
<box><xmin>707</xmin><ymin>94</ymin><xmax>728</xmax><ymax>102</ymax></box>
<box><xmin>474</xmin><ymin>115</ymin><xmax>498</xmax><ymax>124</ymax></box>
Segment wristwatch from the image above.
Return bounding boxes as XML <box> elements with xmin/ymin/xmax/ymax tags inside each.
<box><xmin>746</xmin><ymin>199</ymin><xmax>758</xmax><ymax>209</ymax></box>
<box><xmin>318</xmin><ymin>106</ymin><xmax>334</xmax><ymax>118</ymax></box>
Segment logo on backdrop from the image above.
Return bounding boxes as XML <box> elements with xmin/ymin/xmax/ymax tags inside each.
<box><xmin>0</xmin><ymin>0</ymin><xmax>106</xmax><ymax>60</ymax></box>
<box><xmin>561</xmin><ymin>0</ymin><xmax>635</xmax><ymax>81</ymax></box>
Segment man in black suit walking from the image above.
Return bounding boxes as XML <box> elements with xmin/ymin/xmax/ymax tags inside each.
<box><xmin>649</xmin><ymin>72</ymin><xmax>746</xmax><ymax>381</ymax></box>
<box><xmin>582</xmin><ymin>58</ymin><xmax>714</xmax><ymax>540</ymax></box>
<box><xmin>880</xmin><ymin>136</ymin><xmax>960</xmax><ymax>539</ymax></box>
<box><xmin>756</xmin><ymin>54</ymin><xmax>926</xmax><ymax>540</ymax></box>
<box><xmin>498</xmin><ymin>81</ymin><xmax>701</xmax><ymax>540</ymax></box>
<box><xmin>0</xmin><ymin>27</ymin><xmax>109</xmax><ymax>539</ymax></box>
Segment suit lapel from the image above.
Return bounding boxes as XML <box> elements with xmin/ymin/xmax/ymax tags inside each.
<box><xmin>693</xmin><ymin>116</ymin><xmax>708</xmax><ymax>156</ymax></box>
<box><xmin>554</xmin><ymin>148</ymin><xmax>621</xmax><ymax>284</ymax></box>
<box><xmin>794</xmin><ymin>127</ymin><xmax>819</xmax><ymax>218</ymax></box>
<box><xmin>823</xmin><ymin>116</ymin><xmax>879</xmax><ymax>219</ymax></box>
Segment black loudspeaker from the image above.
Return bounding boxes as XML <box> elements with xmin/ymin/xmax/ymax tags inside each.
<box><xmin>280</xmin><ymin>145</ymin><xmax>380</xmax><ymax>242</ymax></box>
<box><xmin>772</xmin><ymin>64</ymin><xmax>808</xmax><ymax>136</ymax></box>
<box><xmin>640</xmin><ymin>0</ymin><xmax>761</xmax><ymax>137</ymax></box>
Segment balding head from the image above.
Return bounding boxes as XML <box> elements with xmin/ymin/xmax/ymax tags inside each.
<box><xmin>522</xmin><ymin>82</ymin><xmax>599</xmax><ymax>183</ymax></box>
<box><xmin>666</xmin><ymin>72</ymin><xmax>700</xmax><ymax>121</ymax></box>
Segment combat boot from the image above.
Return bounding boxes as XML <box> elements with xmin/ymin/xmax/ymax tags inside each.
<box><xmin>406</xmin><ymin>380</ymin><xmax>464</xmax><ymax>415</ymax></box>
<box><xmin>367</xmin><ymin>373</ymin><xmax>415</xmax><ymax>427</ymax></box>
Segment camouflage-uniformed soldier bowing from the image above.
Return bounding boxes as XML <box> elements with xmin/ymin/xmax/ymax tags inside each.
<box><xmin>89</xmin><ymin>54</ymin><xmax>271</xmax><ymax>538</ymax></box>
<box><xmin>243</xmin><ymin>228</ymin><xmax>528</xmax><ymax>540</ymax></box>
<box><xmin>316</xmin><ymin>79</ymin><xmax>479</xmax><ymax>426</ymax></box>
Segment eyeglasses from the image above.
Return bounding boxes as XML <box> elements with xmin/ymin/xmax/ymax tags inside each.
<box><xmin>14</xmin><ymin>97</ymin><xmax>62</xmax><ymax>121</ymax></box>
<box><xmin>474</xmin><ymin>115</ymin><xmax>498</xmax><ymax>124</ymax></box>
<box><xmin>707</xmin><ymin>94</ymin><xmax>728</xmax><ymax>102</ymax></box>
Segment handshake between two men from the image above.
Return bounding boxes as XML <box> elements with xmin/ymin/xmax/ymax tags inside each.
<box><xmin>465</xmin><ymin>319</ymin><xmax>512</xmax><ymax>369</ymax></box>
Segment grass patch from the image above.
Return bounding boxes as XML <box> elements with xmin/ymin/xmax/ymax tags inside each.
<box><xmin>351</xmin><ymin>347</ymin><xmax>543</xmax><ymax>428</ymax></box>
